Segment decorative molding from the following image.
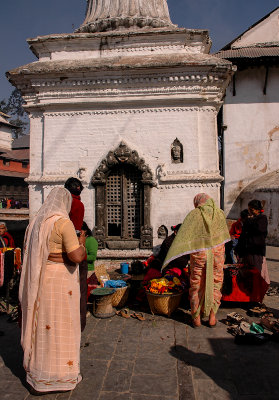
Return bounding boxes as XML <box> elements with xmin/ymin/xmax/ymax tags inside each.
<box><xmin>31</xmin><ymin>74</ymin><xmax>224</xmax><ymax>89</ymax></box>
<box><xmin>96</xmin><ymin>248</ymin><xmax>151</xmax><ymax>258</ymax></box>
<box><xmin>44</xmin><ymin>107</ymin><xmax>216</xmax><ymax>118</ymax></box>
<box><xmin>26</xmin><ymin>173</ymin><xmax>89</xmax><ymax>185</ymax></box>
<box><xmin>99</xmin><ymin>44</ymin><xmax>202</xmax><ymax>54</ymax></box>
<box><xmin>157</xmin><ymin>164</ymin><xmax>223</xmax><ymax>184</ymax></box>
<box><xmin>32</xmin><ymin>86</ymin><xmax>222</xmax><ymax>101</ymax></box>
<box><xmin>158</xmin><ymin>183</ymin><xmax>221</xmax><ymax>189</ymax></box>
<box><xmin>91</xmin><ymin>141</ymin><xmax>155</xmax><ymax>186</ymax></box>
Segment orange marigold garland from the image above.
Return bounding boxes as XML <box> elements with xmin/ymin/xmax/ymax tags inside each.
<box><xmin>145</xmin><ymin>277</ymin><xmax>183</xmax><ymax>295</ymax></box>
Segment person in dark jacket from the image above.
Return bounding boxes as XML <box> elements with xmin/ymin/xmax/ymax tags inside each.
<box><xmin>236</xmin><ymin>199</ymin><xmax>270</xmax><ymax>302</ymax></box>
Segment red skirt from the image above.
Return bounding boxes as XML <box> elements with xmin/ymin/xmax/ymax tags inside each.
<box><xmin>222</xmin><ymin>266</ymin><xmax>269</xmax><ymax>303</ymax></box>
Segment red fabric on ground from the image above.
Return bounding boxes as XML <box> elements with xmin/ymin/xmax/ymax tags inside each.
<box><xmin>222</xmin><ymin>266</ymin><xmax>269</xmax><ymax>303</ymax></box>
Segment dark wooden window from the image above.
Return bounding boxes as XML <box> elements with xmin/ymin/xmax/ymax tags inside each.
<box><xmin>106</xmin><ymin>165</ymin><xmax>142</xmax><ymax>239</ymax></box>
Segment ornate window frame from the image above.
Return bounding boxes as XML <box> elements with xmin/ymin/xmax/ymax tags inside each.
<box><xmin>91</xmin><ymin>141</ymin><xmax>155</xmax><ymax>250</ymax></box>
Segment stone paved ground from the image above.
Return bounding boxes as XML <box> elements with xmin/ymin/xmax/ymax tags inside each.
<box><xmin>1</xmin><ymin>247</ymin><xmax>279</xmax><ymax>400</ymax></box>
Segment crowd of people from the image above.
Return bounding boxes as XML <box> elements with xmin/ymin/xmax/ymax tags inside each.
<box><xmin>0</xmin><ymin>198</ymin><xmax>28</xmax><ymax>209</ymax></box>
<box><xmin>0</xmin><ymin>222</ymin><xmax>15</xmax><ymax>248</ymax></box>
<box><xmin>16</xmin><ymin>182</ymin><xmax>269</xmax><ymax>396</ymax></box>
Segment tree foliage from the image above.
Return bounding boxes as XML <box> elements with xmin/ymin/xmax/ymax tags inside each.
<box><xmin>0</xmin><ymin>89</ymin><xmax>29</xmax><ymax>138</ymax></box>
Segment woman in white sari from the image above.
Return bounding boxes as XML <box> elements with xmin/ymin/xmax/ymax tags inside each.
<box><xmin>19</xmin><ymin>187</ymin><xmax>86</xmax><ymax>395</ymax></box>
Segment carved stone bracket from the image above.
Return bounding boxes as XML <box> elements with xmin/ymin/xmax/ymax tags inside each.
<box><xmin>140</xmin><ymin>225</ymin><xmax>153</xmax><ymax>249</ymax></box>
<box><xmin>91</xmin><ymin>141</ymin><xmax>155</xmax><ymax>186</ymax></box>
<box><xmin>93</xmin><ymin>225</ymin><xmax>106</xmax><ymax>249</ymax></box>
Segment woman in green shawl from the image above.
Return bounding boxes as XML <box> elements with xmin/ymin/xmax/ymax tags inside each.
<box><xmin>163</xmin><ymin>193</ymin><xmax>230</xmax><ymax>327</ymax></box>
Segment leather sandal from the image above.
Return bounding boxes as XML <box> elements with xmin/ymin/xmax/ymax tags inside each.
<box><xmin>260</xmin><ymin>315</ymin><xmax>279</xmax><ymax>333</ymax></box>
<box><xmin>116</xmin><ymin>308</ymin><xmax>130</xmax><ymax>318</ymax></box>
<box><xmin>131</xmin><ymin>312</ymin><xmax>145</xmax><ymax>321</ymax></box>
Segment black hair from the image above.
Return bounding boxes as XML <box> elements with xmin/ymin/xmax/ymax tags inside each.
<box><xmin>81</xmin><ymin>221</ymin><xmax>92</xmax><ymax>236</ymax></box>
<box><xmin>248</xmin><ymin>200</ymin><xmax>263</xmax><ymax>211</ymax></box>
<box><xmin>240</xmin><ymin>209</ymin><xmax>249</xmax><ymax>219</ymax></box>
<box><xmin>64</xmin><ymin>177</ymin><xmax>83</xmax><ymax>196</ymax></box>
<box><xmin>171</xmin><ymin>223</ymin><xmax>182</xmax><ymax>232</ymax></box>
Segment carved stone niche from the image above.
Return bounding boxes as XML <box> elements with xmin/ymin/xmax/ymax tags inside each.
<box><xmin>171</xmin><ymin>138</ymin><xmax>183</xmax><ymax>164</ymax></box>
<box><xmin>92</xmin><ymin>141</ymin><xmax>155</xmax><ymax>250</ymax></box>
<box><xmin>158</xmin><ymin>225</ymin><xmax>168</xmax><ymax>239</ymax></box>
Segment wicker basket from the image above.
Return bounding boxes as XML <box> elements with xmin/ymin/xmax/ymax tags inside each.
<box><xmin>111</xmin><ymin>284</ymin><xmax>130</xmax><ymax>308</ymax></box>
<box><xmin>146</xmin><ymin>292</ymin><xmax>182</xmax><ymax>317</ymax></box>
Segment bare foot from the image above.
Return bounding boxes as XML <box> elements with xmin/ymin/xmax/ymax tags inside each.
<box><xmin>209</xmin><ymin>310</ymin><xmax>216</xmax><ymax>326</ymax></box>
<box><xmin>192</xmin><ymin>315</ymin><xmax>201</xmax><ymax>327</ymax></box>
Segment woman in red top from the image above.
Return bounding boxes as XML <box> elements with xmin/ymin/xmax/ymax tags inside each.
<box><xmin>0</xmin><ymin>222</ymin><xmax>15</xmax><ymax>248</ymax></box>
<box><xmin>226</xmin><ymin>209</ymin><xmax>249</xmax><ymax>264</ymax></box>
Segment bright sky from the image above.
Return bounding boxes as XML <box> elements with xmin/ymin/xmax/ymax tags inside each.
<box><xmin>1</xmin><ymin>0</ymin><xmax>278</xmax><ymax>100</ymax></box>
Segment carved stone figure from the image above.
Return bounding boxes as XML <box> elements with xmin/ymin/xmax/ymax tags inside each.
<box><xmin>77</xmin><ymin>0</ymin><xmax>174</xmax><ymax>33</ymax></box>
<box><xmin>78</xmin><ymin>167</ymin><xmax>87</xmax><ymax>181</ymax></box>
<box><xmin>171</xmin><ymin>138</ymin><xmax>183</xmax><ymax>164</ymax></box>
<box><xmin>158</xmin><ymin>225</ymin><xmax>168</xmax><ymax>239</ymax></box>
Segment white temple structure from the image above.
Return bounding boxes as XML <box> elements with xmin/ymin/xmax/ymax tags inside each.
<box><xmin>7</xmin><ymin>0</ymin><xmax>234</xmax><ymax>259</ymax></box>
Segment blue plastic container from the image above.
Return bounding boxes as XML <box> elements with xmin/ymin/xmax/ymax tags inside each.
<box><xmin>120</xmin><ymin>262</ymin><xmax>129</xmax><ymax>274</ymax></box>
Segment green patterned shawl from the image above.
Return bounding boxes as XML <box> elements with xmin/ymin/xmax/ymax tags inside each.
<box><xmin>163</xmin><ymin>198</ymin><xmax>230</xmax><ymax>268</ymax></box>
<box><xmin>162</xmin><ymin>198</ymin><xmax>230</xmax><ymax>318</ymax></box>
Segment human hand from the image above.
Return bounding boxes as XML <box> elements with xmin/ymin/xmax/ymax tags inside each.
<box><xmin>79</xmin><ymin>231</ymin><xmax>86</xmax><ymax>246</ymax></box>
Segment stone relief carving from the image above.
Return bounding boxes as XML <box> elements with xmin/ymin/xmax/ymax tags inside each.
<box><xmin>77</xmin><ymin>0</ymin><xmax>175</xmax><ymax>33</ymax></box>
<box><xmin>92</xmin><ymin>141</ymin><xmax>154</xmax><ymax>185</ymax></box>
<box><xmin>78</xmin><ymin>167</ymin><xmax>87</xmax><ymax>182</ymax></box>
<box><xmin>171</xmin><ymin>138</ymin><xmax>183</xmax><ymax>164</ymax></box>
<box><xmin>158</xmin><ymin>225</ymin><xmax>168</xmax><ymax>239</ymax></box>
<box><xmin>140</xmin><ymin>225</ymin><xmax>153</xmax><ymax>249</ymax></box>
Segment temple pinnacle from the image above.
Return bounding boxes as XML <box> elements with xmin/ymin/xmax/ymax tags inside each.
<box><xmin>77</xmin><ymin>0</ymin><xmax>175</xmax><ymax>33</ymax></box>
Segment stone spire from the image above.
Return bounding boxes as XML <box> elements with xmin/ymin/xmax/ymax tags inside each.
<box><xmin>77</xmin><ymin>0</ymin><xmax>175</xmax><ymax>33</ymax></box>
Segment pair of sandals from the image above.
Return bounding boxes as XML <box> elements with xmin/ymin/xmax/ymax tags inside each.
<box><xmin>266</xmin><ymin>286</ymin><xmax>279</xmax><ymax>296</ymax></box>
<box><xmin>247</xmin><ymin>304</ymin><xmax>269</xmax><ymax>317</ymax></box>
<box><xmin>228</xmin><ymin>321</ymin><xmax>269</xmax><ymax>345</ymax></box>
<box><xmin>116</xmin><ymin>308</ymin><xmax>145</xmax><ymax>321</ymax></box>
<box><xmin>225</xmin><ymin>312</ymin><xmax>248</xmax><ymax>325</ymax></box>
<box><xmin>260</xmin><ymin>315</ymin><xmax>279</xmax><ymax>333</ymax></box>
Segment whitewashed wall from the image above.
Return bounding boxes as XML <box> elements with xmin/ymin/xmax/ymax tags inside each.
<box><xmin>223</xmin><ymin>65</ymin><xmax>279</xmax><ymax>223</ymax></box>
<box><xmin>28</xmin><ymin>105</ymin><xmax>221</xmax><ymax>243</ymax></box>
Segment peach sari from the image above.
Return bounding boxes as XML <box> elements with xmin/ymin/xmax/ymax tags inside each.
<box><xmin>19</xmin><ymin>188</ymin><xmax>82</xmax><ymax>392</ymax></box>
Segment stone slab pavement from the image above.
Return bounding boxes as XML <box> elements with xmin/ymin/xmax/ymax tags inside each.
<box><xmin>0</xmin><ymin>246</ymin><xmax>279</xmax><ymax>400</ymax></box>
